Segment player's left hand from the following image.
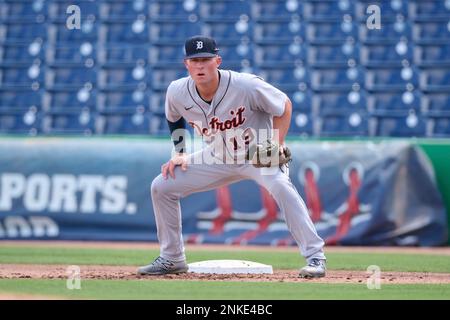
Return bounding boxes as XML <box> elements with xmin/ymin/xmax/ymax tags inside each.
<box><xmin>162</xmin><ymin>153</ymin><xmax>189</xmax><ymax>180</ymax></box>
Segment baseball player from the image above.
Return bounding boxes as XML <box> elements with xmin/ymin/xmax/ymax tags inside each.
<box><xmin>138</xmin><ymin>36</ymin><xmax>326</xmax><ymax>278</ymax></box>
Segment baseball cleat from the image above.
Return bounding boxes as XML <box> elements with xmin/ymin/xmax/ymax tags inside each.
<box><xmin>299</xmin><ymin>258</ymin><xmax>326</xmax><ymax>278</ymax></box>
<box><xmin>137</xmin><ymin>256</ymin><xmax>188</xmax><ymax>275</ymax></box>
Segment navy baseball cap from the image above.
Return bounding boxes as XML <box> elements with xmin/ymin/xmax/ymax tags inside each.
<box><xmin>184</xmin><ymin>35</ymin><xmax>219</xmax><ymax>59</ymax></box>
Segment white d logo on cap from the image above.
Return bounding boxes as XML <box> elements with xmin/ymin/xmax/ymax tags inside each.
<box><xmin>196</xmin><ymin>41</ymin><xmax>203</xmax><ymax>50</ymax></box>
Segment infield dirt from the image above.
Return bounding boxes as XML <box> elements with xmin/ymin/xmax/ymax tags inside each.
<box><xmin>1</xmin><ymin>241</ymin><xmax>449</xmax><ymax>284</ymax></box>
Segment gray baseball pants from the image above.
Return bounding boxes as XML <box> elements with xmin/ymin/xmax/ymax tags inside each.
<box><xmin>150</xmin><ymin>149</ymin><xmax>326</xmax><ymax>264</ymax></box>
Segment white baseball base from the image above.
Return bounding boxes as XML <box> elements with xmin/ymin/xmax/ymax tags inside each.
<box><xmin>187</xmin><ymin>260</ymin><xmax>273</xmax><ymax>274</ymax></box>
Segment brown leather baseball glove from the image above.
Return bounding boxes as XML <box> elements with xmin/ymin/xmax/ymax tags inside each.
<box><xmin>248</xmin><ymin>140</ymin><xmax>292</xmax><ymax>168</ymax></box>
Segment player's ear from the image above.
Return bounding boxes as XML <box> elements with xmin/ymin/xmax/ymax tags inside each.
<box><xmin>183</xmin><ymin>59</ymin><xmax>189</xmax><ymax>69</ymax></box>
<box><xmin>216</xmin><ymin>55</ymin><xmax>222</xmax><ymax>67</ymax></box>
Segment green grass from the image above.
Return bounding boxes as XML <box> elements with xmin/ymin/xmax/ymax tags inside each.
<box><xmin>0</xmin><ymin>279</ymin><xmax>449</xmax><ymax>300</ymax></box>
<box><xmin>0</xmin><ymin>246</ymin><xmax>449</xmax><ymax>300</ymax></box>
<box><xmin>0</xmin><ymin>246</ymin><xmax>449</xmax><ymax>273</ymax></box>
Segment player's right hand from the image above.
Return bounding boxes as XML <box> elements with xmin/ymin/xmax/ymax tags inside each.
<box><xmin>161</xmin><ymin>153</ymin><xmax>188</xmax><ymax>180</ymax></box>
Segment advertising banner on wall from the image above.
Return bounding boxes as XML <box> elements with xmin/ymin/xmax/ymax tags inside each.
<box><xmin>0</xmin><ymin>138</ymin><xmax>447</xmax><ymax>246</ymax></box>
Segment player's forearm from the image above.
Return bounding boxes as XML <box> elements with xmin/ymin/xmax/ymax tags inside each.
<box><xmin>167</xmin><ymin>118</ymin><xmax>187</xmax><ymax>154</ymax></box>
<box><xmin>273</xmin><ymin>98</ymin><xmax>292</xmax><ymax>145</ymax></box>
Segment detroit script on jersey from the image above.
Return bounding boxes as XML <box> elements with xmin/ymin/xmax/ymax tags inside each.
<box><xmin>188</xmin><ymin>106</ymin><xmax>246</xmax><ymax>137</ymax></box>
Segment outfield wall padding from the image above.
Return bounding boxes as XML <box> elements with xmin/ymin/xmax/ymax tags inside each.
<box><xmin>0</xmin><ymin>137</ymin><xmax>447</xmax><ymax>246</ymax></box>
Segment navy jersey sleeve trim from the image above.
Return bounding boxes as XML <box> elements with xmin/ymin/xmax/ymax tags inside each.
<box><xmin>167</xmin><ymin>118</ymin><xmax>186</xmax><ymax>153</ymax></box>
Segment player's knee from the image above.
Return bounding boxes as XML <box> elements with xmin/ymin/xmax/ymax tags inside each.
<box><xmin>151</xmin><ymin>175</ymin><xmax>177</xmax><ymax>198</ymax></box>
<box><xmin>150</xmin><ymin>175</ymin><xmax>164</xmax><ymax>198</ymax></box>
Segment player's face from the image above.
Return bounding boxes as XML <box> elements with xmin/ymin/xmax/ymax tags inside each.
<box><xmin>184</xmin><ymin>56</ymin><xmax>222</xmax><ymax>85</ymax></box>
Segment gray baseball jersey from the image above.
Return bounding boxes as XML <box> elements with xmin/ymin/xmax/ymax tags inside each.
<box><xmin>165</xmin><ymin>69</ymin><xmax>287</xmax><ymax>161</ymax></box>
<box><xmin>151</xmin><ymin>69</ymin><xmax>325</xmax><ymax>265</ymax></box>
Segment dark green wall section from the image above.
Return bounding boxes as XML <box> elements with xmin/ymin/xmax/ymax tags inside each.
<box><xmin>417</xmin><ymin>141</ymin><xmax>450</xmax><ymax>244</ymax></box>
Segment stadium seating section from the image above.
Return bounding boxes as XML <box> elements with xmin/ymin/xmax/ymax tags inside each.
<box><xmin>0</xmin><ymin>0</ymin><xmax>449</xmax><ymax>137</ymax></box>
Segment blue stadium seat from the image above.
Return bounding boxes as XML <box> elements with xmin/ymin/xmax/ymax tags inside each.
<box><xmin>2</xmin><ymin>20</ymin><xmax>47</xmax><ymax>42</ymax></box>
<box><xmin>311</xmin><ymin>66</ymin><xmax>364</xmax><ymax>91</ymax></box>
<box><xmin>304</xmin><ymin>0</ymin><xmax>354</xmax><ymax>20</ymax></box>
<box><xmin>256</xmin><ymin>66</ymin><xmax>301</xmax><ymax>86</ymax></box>
<box><xmin>319</xmin><ymin>109</ymin><xmax>369</xmax><ymax>137</ymax></box>
<box><xmin>98</xmin><ymin>88</ymin><xmax>149</xmax><ymax>111</ymax></box>
<box><xmin>372</xmin><ymin>110</ymin><xmax>427</xmax><ymax>137</ymax></box>
<box><xmin>220</xmin><ymin>60</ymin><xmax>248</xmax><ymax>72</ymax></box>
<box><xmin>421</xmin><ymin>92</ymin><xmax>450</xmax><ymax>112</ymax></box>
<box><xmin>203</xmin><ymin>19</ymin><xmax>252</xmax><ymax>42</ymax></box>
<box><xmin>216</xmin><ymin>39</ymin><xmax>253</xmax><ymax>63</ymax></box>
<box><xmin>151</xmin><ymin>65</ymin><xmax>187</xmax><ymax>90</ymax></box>
<box><xmin>359</xmin><ymin>18</ymin><xmax>412</xmax><ymax>42</ymax></box>
<box><xmin>252</xmin><ymin>0</ymin><xmax>303</xmax><ymax>20</ymax></box>
<box><xmin>254</xmin><ymin>17</ymin><xmax>304</xmax><ymax>42</ymax></box>
<box><xmin>149</xmin><ymin>0</ymin><xmax>197</xmax><ymax>19</ymax></box>
<box><xmin>98</xmin><ymin>107</ymin><xmax>150</xmax><ymax>135</ymax></box>
<box><xmin>312</xmin><ymin>89</ymin><xmax>367</xmax><ymax>113</ymax></box>
<box><xmin>99</xmin><ymin>64</ymin><xmax>148</xmax><ymax>90</ymax></box>
<box><xmin>0</xmin><ymin>0</ymin><xmax>47</xmax><ymax>19</ymax></box>
<box><xmin>101</xmin><ymin>18</ymin><xmax>149</xmax><ymax>43</ymax></box>
<box><xmin>46</xmin><ymin>65</ymin><xmax>96</xmax><ymax>88</ymax></box>
<box><xmin>0</xmin><ymin>107</ymin><xmax>40</xmax><ymax>135</ymax></box>
<box><xmin>367</xmin><ymin>90</ymin><xmax>422</xmax><ymax>112</ymax></box>
<box><xmin>100</xmin><ymin>44</ymin><xmax>148</xmax><ymax>64</ymax></box>
<box><xmin>365</xmin><ymin>66</ymin><xmax>419</xmax><ymax>91</ymax></box>
<box><xmin>419</xmin><ymin>67</ymin><xmax>450</xmax><ymax>92</ymax></box>
<box><xmin>290</xmin><ymin>111</ymin><xmax>315</xmax><ymax>137</ymax></box>
<box><xmin>413</xmin><ymin>20</ymin><xmax>450</xmax><ymax>42</ymax></box>
<box><xmin>149</xmin><ymin>90</ymin><xmax>166</xmax><ymax>113</ymax></box>
<box><xmin>49</xmin><ymin>21</ymin><xmax>98</xmax><ymax>42</ymax></box>
<box><xmin>306</xmin><ymin>19</ymin><xmax>357</xmax><ymax>42</ymax></box>
<box><xmin>255</xmin><ymin>41</ymin><xmax>305</xmax><ymax>65</ymax></box>
<box><xmin>0</xmin><ymin>40</ymin><xmax>45</xmax><ymax>63</ymax></box>
<box><xmin>149</xmin><ymin>112</ymin><xmax>170</xmax><ymax>135</ymax></box>
<box><xmin>44</xmin><ymin>86</ymin><xmax>96</xmax><ymax>110</ymax></box>
<box><xmin>42</xmin><ymin>108</ymin><xmax>96</xmax><ymax>135</ymax></box>
<box><xmin>149</xmin><ymin>43</ymin><xmax>185</xmax><ymax>65</ymax></box>
<box><xmin>428</xmin><ymin>112</ymin><xmax>450</xmax><ymax>137</ymax></box>
<box><xmin>284</xmin><ymin>85</ymin><xmax>313</xmax><ymax>112</ymax></box>
<box><xmin>361</xmin><ymin>41</ymin><xmax>413</xmax><ymax>66</ymax></box>
<box><xmin>308</xmin><ymin>42</ymin><xmax>359</xmax><ymax>66</ymax></box>
<box><xmin>0</xmin><ymin>87</ymin><xmax>42</xmax><ymax>110</ymax></box>
<box><xmin>0</xmin><ymin>63</ymin><xmax>44</xmax><ymax>85</ymax></box>
<box><xmin>414</xmin><ymin>41</ymin><xmax>450</xmax><ymax>67</ymax></box>
<box><xmin>101</xmin><ymin>0</ymin><xmax>148</xmax><ymax>20</ymax></box>
<box><xmin>47</xmin><ymin>43</ymin><xmax>96</xmax><ymax>65</ymax></box>
<box><xmin>200</xmin><ymin>0</ymin><xmax>251</xmax><ymax>19</ymax></box>
<box><xmin>149</xmin><ymin>20</ymin><xmax>202</xmax><ymax>42</ymax></box>
<box><xmin>409</xmin><ymin>0</ymin><xmax>450</xmax><ymax>19</ymax></box>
